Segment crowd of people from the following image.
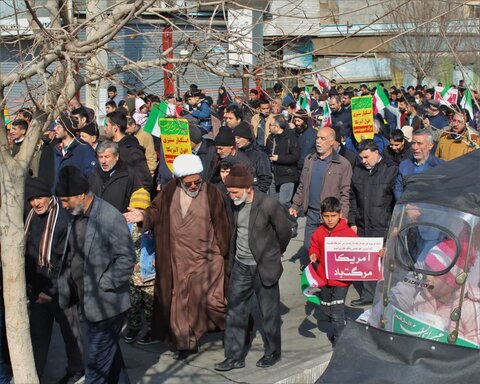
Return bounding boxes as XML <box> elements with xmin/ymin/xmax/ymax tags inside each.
<box><xmin>2</xmin><ymin>78</ymin><xmax>479</xmax><ymax>383</ymax></box>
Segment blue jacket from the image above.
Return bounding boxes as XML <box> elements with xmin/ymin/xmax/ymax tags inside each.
<box><xmin>190</xmin><ymin>100</ymin><xmax>212</xmax><ymax>133</ymax></box>
<box><xmin>53</xmin><ymin>138</ymin><xmax>97</xmax><ymax>188</ymax></box>
<box><xmin>394</xmin><ymin>155</ymin><xmax>445</xmax><ymax>200</ymax></box>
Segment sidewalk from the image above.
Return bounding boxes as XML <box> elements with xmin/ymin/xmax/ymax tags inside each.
<box><xmin>44</xmin><ymin>217</ymin><xmax>365</xmax><ymax>383</ymax></box>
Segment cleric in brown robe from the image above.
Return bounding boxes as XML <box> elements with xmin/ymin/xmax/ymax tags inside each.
<box><xmin>124</xmin><ymin>154</ymin><xmax>231</xmax><ymax>359</ymax></box>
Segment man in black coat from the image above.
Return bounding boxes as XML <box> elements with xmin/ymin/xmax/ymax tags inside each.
<box><xmin>214</xmin><ymin>165</ymin><xmax>291</xmax><ymax>372</ymax></box>
<box><xmin>233</xmin><ymin>122</ymin><xmax>272</xmax><ymax>194</ymax></box>
<box><xmin>330</xmin><ymin>95</ymin><xmax>352</xmax><ymax>137</ymax></box>
<box><xmin>88</xmin><ymin>140</ymin><xmax>140</xmax><ymax>213</ymax></box>
<box><xmin>189</xmin><ymin>125</ymin><xmax>218</xmax><ymax>182</ymax></box>
<box><xmin>266</xmin><ymin>115</ymin><xmax>300</xmax><ymax>205</ymax></box>
<box><xmin>348</xmin><ymin>139</ymin><xmax>398</xmax><ymax>306</ymax></box>
<box><xmin>105</xmin><ymin>111</ymin><xmax>153</xmax><ymax>191</ymax></box>
<box><xmin>24</xmin><ymin>177</ymin><xmax>83</xmax><ymax>383</ymax></box>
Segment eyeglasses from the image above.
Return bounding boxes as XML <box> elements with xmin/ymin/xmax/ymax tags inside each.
<box><xmin>181</xmin><ymin>179</ymin><xmax>203</xmax><ymax>188</ymax></box>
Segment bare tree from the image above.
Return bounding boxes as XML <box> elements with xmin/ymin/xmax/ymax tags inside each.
<box><xmin>382</xmin><ymin>0</ymin><xmax>465</xmax><ymax>85</ymax></box>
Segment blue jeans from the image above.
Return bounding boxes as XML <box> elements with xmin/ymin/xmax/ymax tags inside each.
<box><xmin>85</xmin><ymin>312</ymin><xmax>129</xmax><ymax>384</ymax></box>
<box><xmin>276</xmin><ymin>183</ymin><xmax>295</xmax><ymax>207</ymax></box>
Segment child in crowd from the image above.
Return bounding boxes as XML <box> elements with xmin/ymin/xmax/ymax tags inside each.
<box><xmin>123</xmin><ymin>188</ymin><xmax>157</xmax><ymax>345</ymax></box>
<box><xmin>308</xmin><ymin>196</ymin><xmax>358</xmax><ymax>346</ymax></box>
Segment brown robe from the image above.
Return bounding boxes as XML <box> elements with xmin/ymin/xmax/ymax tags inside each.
<box><xmin>142</xmin><ymin>179</ymin><xmax>231</xmax><ymax>348</ymax></box>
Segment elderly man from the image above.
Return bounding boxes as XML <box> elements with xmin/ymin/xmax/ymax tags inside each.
<box><xmin>88</xmin><ymin>141</ymin><xmax>140</xmax><ymax>213</ymax></box>
<box><xmin>435</xmin><ymin>111</ymin><xmax>480</xmax><ymax>161</ymax></box>
<box><xmin>124</xmin><ymin>154</ymin><xmax>231</xmax><ymax>359</ymax></box>
<box><xmin>214</xmin><ymin>164</ymin><xmax>291</xmax><ymax>372</ymax></box>
<box><xmin>289</xmin><ymin>127</ymin><xmax>352</xmax><ymax>266</ymax></box>
<box><xmin>56</xmin><ymin>166</ymin><xmax>135</xmax><ymax>383</ymax></box>
<box><xmin>349</xmin><ymin>140</ymin><xmax>398</xmax><ymax>307</ymax></box>
<box><xmin>24</xmin><ymin>177</ymin><xmax>84</xmax><ymax>384</ymax></box>
<box><xmin>394</xmin><ymin>130</ymin><xmax>444</xmax><ymax>200</ymax></box>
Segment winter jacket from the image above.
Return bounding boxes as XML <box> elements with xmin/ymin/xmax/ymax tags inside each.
<box><xmin>308</xmin><ymin>218</ymin><xmax>358</xmax><ymax>287</ymax></box>
<box><xmin>117</xmin><ymin>135</ymin><xmax>153</xmax><ymax>191</ymax></box>
<box><xmin>292</xmin><ymin>151</ymin><xmax>352</xmax><ymax>218</ymax></box>
<box><xmin>348</xmin><ymin>157</ymin><xmax>398</xmax><ymax>238</ymax></box>
<box><xmin>190</xmin><ymin>100</ymin><xmax>212</xmax><ymax>133</ymax></box>
<box><xmin>394</xmin><ymin>155</ymin><xmax>444</xmax><ymax>200</ymax></box>
<box><xmin>331</xmin><ymin>107</ymin><xmax>352</xmax><ymax>136</ymax></box>
<box><xmin>240</xmin><ymin>141</ymin><xmax>272</xmax><ymax>193</ymax></box>
<box><xmin>266</xmin><ymin>129</ymin><xmax>300</xmax><ymax>186</ymax></box>
<box><xmin>383</xmin><ymin>141</ymin><xmax>413</xmax><ymax>165</ymax></box>
<box><xmin>53</xmin><ymin>137</ymin><xmax>97</xmax><ymax>188</ymax></box>
<box><xmin>296</xmin><ymin>126</ymin><xmax>317</xmax><ymax>170</ymax></box>
<box><xmin>193</xmin><ymin>138</ymin><xmax>221</xmax><ymax>182</ymax></box>
<box><xmin>435</xmin><ymin>129</ymin><xmax>480</xmax><ymax>162</ymax></box>
<box><xmin>88</xmin><ymin>159</ymin><xmax>140</xmax><ymax>213</ymax></box>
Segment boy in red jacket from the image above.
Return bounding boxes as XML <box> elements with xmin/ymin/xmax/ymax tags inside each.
<box><xmin>309</xmin><ymin>196</ymin><xmax>358</xmax><ymax>346</ymax></box>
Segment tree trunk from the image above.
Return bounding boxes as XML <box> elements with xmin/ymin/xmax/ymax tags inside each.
<box><xmin>0</xmin><ymin>168</ymin><xmax>39</xmax><ymax>383</ymax></box>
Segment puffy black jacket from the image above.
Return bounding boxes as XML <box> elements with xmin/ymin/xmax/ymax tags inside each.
<box><xmin>266</xmin><ymin>129</ymin><xmax>300</xmax><ymax>186</ymax></box>
<box><xmin>240</xmin><ymin>141</ymin><xmax>272</xmax><ymax>193</ymax></box>
<box><xmin>88</xmin><ymin>159</ymin><xmax>140</xmax><ymax>213</ymax></box>
<box><xmin>117</xmin><ymin>135</ymin><xmax>153</xmax><ymax>191</ymax></box>
<box><xmin>348</xmin><ymin>157</ymin><xmax>398</xmax><ymax>238</ymax></box>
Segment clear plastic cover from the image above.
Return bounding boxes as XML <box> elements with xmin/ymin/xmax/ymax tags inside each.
<box><xmin>370</xmin><ymin>203</ymin><xmax>480</xmax><ymax>349</ymax></box>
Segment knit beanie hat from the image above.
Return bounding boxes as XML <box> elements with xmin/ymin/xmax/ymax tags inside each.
<box><xmin>224</xmin><ymin>164</ymin><xmax>253</xmax><ymax>188</ymax></box>
<box><xmin>214</xmin><ymin>127</ymin><xmax>235</xmax><ymax>147</ymax></box>
<box><xmin>129</xmin><ymin>188</ymin><xmax>151</xmax><ymax>210</ymax></box>
<box><xmin>55</xmin><ymin>166</ymin><xmax>90</xmax><ymax>197</ymax></box>
<box><xmin>25</xmin><ymin>176</ymin><xmax>52</xmax><ymax>201</ymax></box>
<box><xmin>233</xmin><ymin>122</ymin><xmax>253</xmax><ymax>140</ymax></box>
<box><xmin>58</xmin><ymin>113</ymin><xmax>76</xmax><ymax>137</ymax></box>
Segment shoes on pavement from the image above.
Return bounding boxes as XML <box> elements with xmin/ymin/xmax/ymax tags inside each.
<box><xmin>122</xmin><ymin>328</ymin><xmax>139</xmax><ymax>343</ymax></box>
<box><xmin>136</xmin><ymin>331</ymin><xmax>160</xmax><ymax>345</ymax></box>
<box><xmin>350</xmin><ymin>298</ymin><xmax>373</xmax><ymax>307</ymax></box>
<box><xmin>56</xmin><ymin>371</ymin><xmax>85</xmax><ymax>384</ymax></box>
<box><xmin>173</xmin><ymin>347</ymin><xmax>198</xmax><ymax>360</ymax></box>
<box><xmin>256</xmin><ymin>353</ymin><xmax>281</xmax><ymax>368</ymax></box>
<box><xmin>214</xmin><ymin>358</ymin><xmax>245</xmax><ymax>372</ymax></box>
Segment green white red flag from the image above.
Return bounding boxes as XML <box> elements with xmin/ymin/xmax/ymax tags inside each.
<box><xmin>143</xmin><ymin>102</ymin><xmax>168</xmax><ymax>137</ymax></box>
<box><xmin>373</xmin><ymin>84</ymin><xmax>390</xmax><ymax>114</ymax></box>
<box><xmin>460</xmin><ymin>88</ymin><xmax>474</xmax><ymax>121</ymax></box>
<box><xmin>297</xmin><ymin>86</ymin><xmax>311</xmax><ymax>113</ymax></box>
<box><xmin>300</xmin><ymin>263</ymin><xmax>323</xmax><ymax>305</ymax></box>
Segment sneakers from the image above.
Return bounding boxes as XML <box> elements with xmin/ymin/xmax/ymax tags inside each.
<box><xmin>136</xmin><ymin>331</ymin><xmax>160</xmax><ymax>345</ymax></box>
<box><xmin>122</xmin><ymin>329</ymin><xmax>139</xmax><ymax>343</ymax></box>
<box><xmin>214</xmin><ymin>358</ymin><xmax>245</xmax><ymax>372</ymax></box>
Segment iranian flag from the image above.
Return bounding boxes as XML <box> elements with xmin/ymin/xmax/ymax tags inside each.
<box><xmin>460</xmin><ymin>88</ymin><xmax>474</xmax><ymax>120</ymax></box>
<box><xmin>322</xmin><ymin>102</ymin><xmax>331</xmax><ymax>127</ymax></box>
<box><xmin>300</xmin><ymin>263</ymin><xmax>323</xmax><ymax>305</ymax></box>
<box><xmin>143</xmin><ymin>101</ymin><xmax>168</xmax><ymax>137</ymax></box>
<box><xmin>437</xmin><ymin>84</ymin><xmax>459</xmax><ymax>106</ymax></box>
<box><xmin>297</xmin><ymin>86</ymin><xmax>311</xmax><ymax>113</ymax></box>
<box><xmin>373</xmin><ymin>84</ymin><xmax>390</xmax><ymax>114</ymax></box>
<box><xmin>312</xmin><ymin>73</ymin><xmax>330</xmax><ymax>91</ymax></box>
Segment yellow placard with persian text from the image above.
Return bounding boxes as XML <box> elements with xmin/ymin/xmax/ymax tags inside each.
<box><xmin>351</xmin><ymin>96</ymin><xmax>374</xmax><ymax>142</ymax></box>
<box><xmin>160</xmin><ymin>118</ymin><xmax>192</xmax><ymax>173</ymax></box>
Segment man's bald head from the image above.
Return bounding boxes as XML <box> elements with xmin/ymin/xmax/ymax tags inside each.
<box><xmin>316</xmin><ymin>126</ymin><xmax>335</xmax><ymax>158</ymax></box>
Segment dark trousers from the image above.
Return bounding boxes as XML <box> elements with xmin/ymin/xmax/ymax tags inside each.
<box><xmin>360</xmin><ymin>281</ymin><xmax>377</xmax><ymax>302</ymax></box>
<box><xmin>319</xmin><ymin>286</ymin><xmax>348</xmax><ymax>342</ymax></box>
<box><xmin>29</xmin><ymin>298</ymin><xmax>83</xmax><ymax>379</ymax></box>
<box><xmin>84</xmin><ymin>312</ymin><xmax>130</xmax><ymax>384</ymax></box>
<box><xmin>299</xmin><ymin>208</ymin><xmax>321</xmax><ymax>267</ymax></box>
<box><xmin>224</xmin><ymin>261</ymin><xmax>281</xmax><ymax>361</ymax></box>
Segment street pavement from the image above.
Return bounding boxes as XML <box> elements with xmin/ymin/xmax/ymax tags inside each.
<box><xmin>43</xmin><ymin>217</ymin><xmax>366</xmax><ymax>383</ymax></box>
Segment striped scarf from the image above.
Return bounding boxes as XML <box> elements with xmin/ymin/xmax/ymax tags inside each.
<box><xmin>24</xmin><ymin>197</ymin><xmax>60</xmax><ymax>268</ymax></box>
